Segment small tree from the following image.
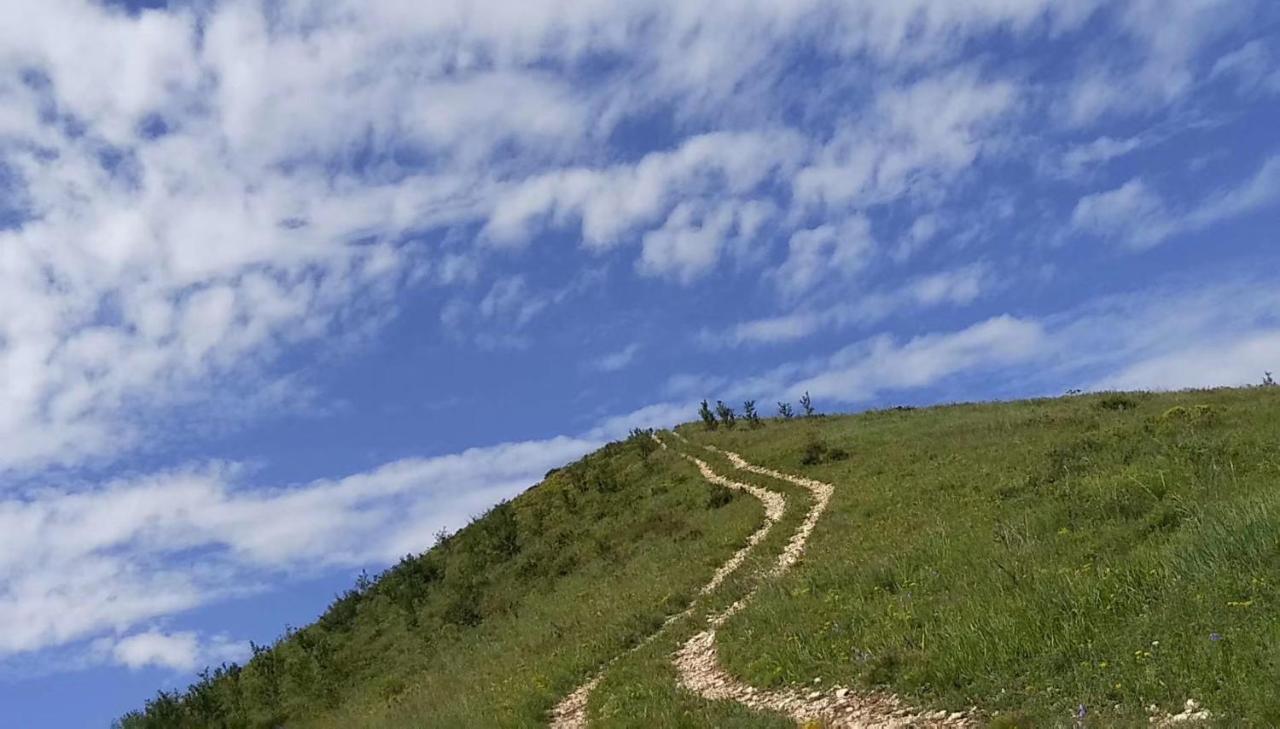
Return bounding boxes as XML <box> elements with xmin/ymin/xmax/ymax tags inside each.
<box><xmin>743</xmin><ymin>400</ymin><xmax>762</xmax><ymax>428</ymax></box>
<box><xmin>715</xmin><ymin>400</ymin><xmax>737</xmax><ymax>429</ymax></box>
<box><xmin>777</xmin><ymin>402</ymin><xmax>794</xmax><ymax>419</ymax></box>
<box><xmin>698</xmin><ymin>400</ymin><xmax>718</xmax><ymax>430</ymax></box>
<box><xmin>1265</xmin><ymin>371</ymin><xmax>1276</xmax><ymax>387</ymax></box>
<box><xmin>800</xmin><ymin>391</ymin><xmax>816</xmax><ymax>417</ymax></box>
<box><xmin>630</xmin><ymin>427</ymin><xmax>657</xmax><ymax>459</ymax></box>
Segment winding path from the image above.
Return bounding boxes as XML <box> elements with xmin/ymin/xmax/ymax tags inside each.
<box><xmin>548</xmin><ymin>434</ymin><xmax>786</xmax><ymax>729</ymax></box>
<box><xmin>551</xmin><ymin>434</ymin><xmax>975</xmax><ymax>728</ymax></box>
<box><xmin>672</xmin><ymin>446</ymin><xmax>972</xmax><ymax>727</ymax></box>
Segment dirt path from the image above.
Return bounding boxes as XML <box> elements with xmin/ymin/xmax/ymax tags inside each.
<box><xmin>672</xmin><ymin>446</ymin><xmax>975</xmax><ymax>728</ymax></box>
<box><xmin>548</xmin><ymin>434</ymin><xmax>787</xmax><ymax>729</ymax></box>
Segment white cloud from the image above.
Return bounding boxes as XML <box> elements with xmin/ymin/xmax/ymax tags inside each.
<box><xmin>1073</xmin><ymin>157</ymin><xmax>1280</xmax><ymax>249</ymax></box>
<box><xmin>795</xmin><ymin>70</ymin><xmax>1017</xmax><ymax>210</ymax></box>
<box><xmin>695</xmin><ymin>274</ymin><xmax>1280</xmax><ymax>409</ymax></box>
<box><xmin>1059</xmin><ymin>0</ymin><xmax>1257</xmax><ymax>125</ymax></box>
<box><xmin>1043</xmin><ymin>274</ymin><xmax>1280</xmax><ymax>391</ymax></box>
<box><xmin>1183</xmin><ymin>156</ymin><xmax>1280</xmax><ymax>228</ymax></box>
<box><xmin>479</xmin><ymin>276</ymin><xmax>548</xmax><ymax>329</ymax></box>
<box><xmin>107</xmin><ymin>630</ymin><xmax>248</xmax><ymax>673</ymax></box>
<box><xmin>1057</xmin><ymin>135</ymin><xmax>1146</xmax><ymax>178</ymax></box>
<box><xmin>0</xmin><ymin>435</ymin><xmax>599</xmax><ymax>659</ymax></box>
<box><xmin>590</xmin><ymin>343</ymin><xmax>642</xmax><ymax>373</ymax></box>
<box><xmin>892</xmin><ymin>214</ymin><xmax>942</xmax><ymax>262</ymax></box>
<box><xmin>1094</xmin><ymin>331</ymin><xmax>1280</xmax><ymax>391</ymax></box>
<box><xmin>639</xmin><ymin>199</ymin><xmax>775</xmax><ymax>282</ymax></box>
<box><xmin>773</xmin><ymin>217</ymin><xmax>875</xmax><ymax>296</ymax></box>
<box><xmin>483</xmin><ymin>131</ymin><xmax>800</xmax><ymax>254</ymax></box>
<box><xmin>1071</xmin><ymin>178</ymin><xmax>1170</xmax><ymax>248</ymax></box>
<box><xmin>0</xmin><ymin>0</ymin><xmax>1255</xmax><ymax>475</ymax></box>
<box><xmin>712</xmin><ymin>264</ymin><xmax>991</xmax><ymax>346</ymax></box>
<box><xmin>782</xmin><ymin>315</ymin><xmax>1045</xmax><ymax>402</ymax></box>
<box><xmin>1211</xmin><ymin>39</ymin><xmax>1280</xmax><ymax>95</ymax></box>
<box><xmin>112</xmin><ymin>631</ymin><xmax>199</xmax><ymax>672</ymax></box>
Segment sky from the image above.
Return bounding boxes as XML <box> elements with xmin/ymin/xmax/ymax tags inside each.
<box><xmin>0</xmin><ymin>0</ymin><xmax>1278</xmax><ymax>725</ymax></box>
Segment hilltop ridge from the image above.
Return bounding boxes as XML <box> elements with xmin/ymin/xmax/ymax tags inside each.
<box><xmin>121</xmin><ymin>386</ymin><xmax>1280</xmax><ymax>727</ymax></box>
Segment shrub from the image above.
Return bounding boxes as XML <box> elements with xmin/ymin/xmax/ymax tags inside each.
<box><xmin>705</xmin><ymin>484</ymin><xmax>735</xmax><ymax>509</ymax></box>
<box><xmin>1156</xmin><ymin>404</ymin><xmax>1219</xmax><ymax>426</ymax></box>
<box><xmin>1096</xmin><ymin>394</ymin><xmax>1138</xmax><ymax>411</ymax></box>
<box><xmin>698</xmin><ymin>400</ymin><xmax>718</xmax><ymax>430</ymax></box>
<box><xmin>800</xmin><ymin>391</ymin><xmax>816</xmax><ymax>417</ymax></box>
<box><xmin>1264</xmin><ymin>371</ymin><xmax>1276</xmax><ymax>387</ymax></box>
<box><xmin>743</xmin><ymin>400</ymin><xmax>762</xmax><ymax>428</ymax></box>
<box><xmin>800</xmin><ymin>437</ymin><xmax>849</xmax><ymax>465</ymax></box>
<box><xmin>715</xmin><ymin>400</ymin><xmax>736</xmax><ymax>429</ymax></box>
<box><xmin>629</xmin><ymin>427</ymin><xmax>657</xmax><ymax>459</ymax></box>
<box><xmin>777</xmin><ymin>402</ymin><xmax>794</xmax><ymax>419</ymax></box>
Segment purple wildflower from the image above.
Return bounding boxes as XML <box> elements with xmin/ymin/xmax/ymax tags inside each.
<box><xmin>1210</xmin><ymin>632</ymin><xmax>1223</xmax><ymax>642</ymax></box>
<box><xmin>1076</xmin><ymin>703</ymin><xmax>1088</xmax><ymax>719</ymax></box>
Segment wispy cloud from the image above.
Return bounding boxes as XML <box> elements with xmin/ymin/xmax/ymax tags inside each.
<box><xmin>1072</xmin><ymin>156</ymin><xmax>1280</xmax><ymax>249</ymax></box>
<box><xmin>590</xmin><ymin>343</ymin><xmax>642</xmax><ymax>373</ymax></box>
<box><xmin>707</xmin><ymin>264</ymin><xmax>992</xmax><ymax>347</ymax></box>
<box><xmin>109</xmin><ymin>631</ymin><xmax>247</xmax><ymax>673</ymax></box>
<box><xmin>0</xmin><ymin>435</ymin><xmax>599</xmax><ymax>660</ymax></box>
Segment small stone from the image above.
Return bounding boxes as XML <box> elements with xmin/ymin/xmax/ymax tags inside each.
<box><xmin>1185</xmin><ymin>699</ymin><xmax>1200</xmax><ymax>712</ymax></box>
<box><xmin>808</xmin><ymin>691</ymin><xmax>822</xmax><ymax>700</ymax></box>
<box><xmin>948</xmin><ymin>711</ymin><xmax>965</xmax><ymax>721</ymax></box>
<box><xmin>836</xmin><ymin>688</ymin><xmax>849</xmax><ymax>699</ymax></box>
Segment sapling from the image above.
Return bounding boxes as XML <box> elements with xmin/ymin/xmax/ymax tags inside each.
<box><xmin>698</xmin><ymin>399</ymin><xmax>718</xmax><ymax>430</ymax></box>
<box><xmin>715</xmin><ymin>400</ymin><xmax>737</xmax><ymax>429</ymax></box>
<box><xmin>800</xmin><ymin>391</ymin><xmax>816</xmax><ymax>417</ymax></box>
<box><xmin>743</xmin><ymin>400</ymin><xmax>762</xmax><ymax>428</ymax></box>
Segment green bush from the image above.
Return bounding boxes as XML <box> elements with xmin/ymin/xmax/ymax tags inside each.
<box><xmin>1096</xmin><ymin>393</ymin><xmax>1139</xmax><ymax>411</ymax></box>
<box><xmin>800</xmin><ymin>437</ymin><xmax>848</xmax><ymax>465</ymax></box>
<box><xmin>699</xmin><ymin>399</ymin><xmax>718</xmax><ymax>430</ymax></box>
<box><xmin>743</xmin><ymin>400</ymin><xmax>763</xmax><ymax>428</ymax></box>
<box><xmin>715</xmin><ymin>400</ymin><xmax>737</xmax><ymax>429</ymax></box>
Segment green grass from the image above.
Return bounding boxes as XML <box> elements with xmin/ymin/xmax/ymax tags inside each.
<box><xmin>120</xmin><ymin>386</ymin><xmax>1280</xmax><ymax>727</ymax></box>
<box><xmin>586</xmin><ymin>446</ymin><xmax>809</xmax><ymax>729</ymax></box>
<box><xmin>116</xmin><ymin>434</ymin><xmax>765</xmax><ymax>728</ymax></box>
<box><xmin>698</xmin><ymin>387</ymin><xmax>1280</xmax><ymax>726</ymax></box>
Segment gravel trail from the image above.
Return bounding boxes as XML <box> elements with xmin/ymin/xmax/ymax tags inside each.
<box><xmin>548</xmin><ymin>433</ymin><xmax>786</xmax><ymax>728</ymax></box>
<box><xmin>671</xmin><ymin>446</ymin><xmax>975</xmax><ymax>728</ymax></box>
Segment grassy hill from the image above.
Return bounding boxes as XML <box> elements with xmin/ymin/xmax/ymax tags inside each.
<box><xmin>119</xmin><ymin>386</ymin><xmax>1280</xmax><ymax>727</ymax></box>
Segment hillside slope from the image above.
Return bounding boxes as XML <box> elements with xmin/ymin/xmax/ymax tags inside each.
<box><xmin>120</xmin><ymin>386</ymin><xmax>1280</xmax><ymax>727</ymax></box>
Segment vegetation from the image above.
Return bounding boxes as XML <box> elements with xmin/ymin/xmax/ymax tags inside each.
<box><xmin>799</xmin><ymin>391</ymin><xmax>815</xmax><ymax>417</ymax></box>
<box><xmin>777</xmin><ymin>402</ymin><xmax>794</xmax><ymax>419</ymax></box>
<box><xmin>699</xmin><ymin>386</ymin><xmax>1280</xmax><ymax>726</ymax></box>
<box><xmin>698</xmin><ymin>399</ymin><xmax>717</xmax><ymax>431</ymax></box>
<box><xmin>798</xmin><ymin>436</ymin><xmax>849</xmax><ymax>466</ymax></box>
<box><xmin>714</xmin><ymin>400</ymin><xmax>736</xmax><ymax>430</ymax></box>
<box><xmin>115</xmin><ymin>429</ymin><xmax>762</xmax><ymax>728</ymax></box>
<box><xmin>121</xmin><ymin>386</ymin><xmax>1280</xmax><ymax>727</ymax></box>
<box><xmin>743</xmin><ymin>400</ymin><xmax>762</xmax><ymax>429</ymax></box>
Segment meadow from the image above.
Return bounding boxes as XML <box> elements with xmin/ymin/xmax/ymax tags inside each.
<box><xmin>120</xmin><ymin>386</ymin><xmax>1280</xmax><ymax>727</ymax></box>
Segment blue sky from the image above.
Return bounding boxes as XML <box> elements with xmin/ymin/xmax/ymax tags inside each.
<box><xmin>0</xmin><ymin>1</ymin><xmax>1278</xmax><ymax>725</ymax></box>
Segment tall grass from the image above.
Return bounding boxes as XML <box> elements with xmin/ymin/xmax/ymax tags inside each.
<box><xmin>705</xmin><ymin>386</ymin><xmax>1280</xmax><ymax>725</ymax></box>
<box><xmin>116</xmin><ymin>431</ymin><xmax>763</xmax><ymax>728</ymax></box>
<box><xmin>119</xmin><ymin>386</ymin><xmax>1280</xmax><ymax>727</ymax></box>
